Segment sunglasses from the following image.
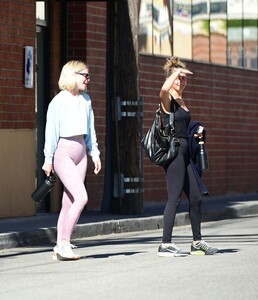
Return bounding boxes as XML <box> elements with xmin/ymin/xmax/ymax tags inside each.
<box><xmin>76</xmin><ymin>72</ymin><xmax>90</xmax><ymax>79</ymax></box>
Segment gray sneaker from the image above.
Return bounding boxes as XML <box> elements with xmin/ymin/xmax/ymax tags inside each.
<box><xmin>158</xmin><ymin>243</ymin><xmax>189</xmax><ymax>257</ymax></box>
<box><xmin>190</xmin><ymin>240</ymin><xmax>219</xmax><ymax>255</ymax></box>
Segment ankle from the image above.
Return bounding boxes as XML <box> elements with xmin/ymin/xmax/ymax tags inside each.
<box><xmin>193</xmin><ymin>240</ymin><xmax>201</xmax><ymax>246</ymax></box>
<box><xmin>60</xmin><ymin>239</ymin><xmax>70</xmax><ymax>245</ymax></box>
<box><xmin>162</xmin><ymin>243</ymin><xmax>172</xmax><ymax>247</ymax></box>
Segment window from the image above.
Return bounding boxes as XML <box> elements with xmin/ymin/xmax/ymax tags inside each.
<box><xmin>139</xmin><ymin>0</ymin><xmax>172</xmax><ymax>55</ymax></box>
<box><xmin>243</xmin><ymin>0</ymin><xmax>258</xmax><ymax>69</ymax></box>
<box><xmin>192</xmin><ymin>0</ymin><xmax>210</xmax><ymax>62</ymax></box>
<box><xmin>210</xmin><ymin>0</ymin><xmax>227</xmax><ymax>65</ymax></box>
<box><xmin>139</xmin><ymin>0</ymin><xmax>258</xmax><ymax>69</ymax></box>
<box><xmin>36</xmin><ymin>1</ymin><xmax>47</xmax><ymax>26</ymax></box>
<box><xmin>173</xmin><ymin>0</ymin><xmax>192</xmax><ymax>59</ymax></box>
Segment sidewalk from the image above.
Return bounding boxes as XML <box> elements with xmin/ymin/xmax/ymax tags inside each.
<box><xmin>0</xmin><ymin>193</ymin><xmax>258</xmax><ymax>250</ymax></box>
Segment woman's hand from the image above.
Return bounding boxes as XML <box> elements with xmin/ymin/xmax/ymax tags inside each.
<box><xmin>42</xmin><ymin>163</ymin><xmax>54</xmax><ymax>177</ymax></box>
<box><xmin>194</xmin><ymin>133</ymin><xmax>203</xmax><ymax>138</ymax></box>
<box><xmin>173</xmin><ymin>67</ymin><xmax>193</xmax><ymax>77</ymax></box>
<box><xmin>93</xmin><ymin>159</ymin><xmax>101</xmax><ymax>174</ymax></box>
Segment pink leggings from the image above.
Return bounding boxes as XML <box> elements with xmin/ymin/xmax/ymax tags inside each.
<box><xmin>54</xmin><ymin>136</ymin><xmax>88</xmax><ymax>244</ymax></box>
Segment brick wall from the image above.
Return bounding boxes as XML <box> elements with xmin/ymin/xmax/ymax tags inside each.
<box><xmin>0</xmin><ymin>0</ymin><xmax>35</xmax><ymax>129</ymax></box>
<box><xmin>49</xmin><ymin>1</ymin><xmax>62</xmax><ymax>96</ymax></box>
<box><xmin>140</xmin><ymin>55</ymin><xmax>258</xmax><ymax>201</ymax></box>
<box><xmin>67</xmin><ymin>1</ymin><xmax>107</xmax><ymax>209</ymax></box>
<box><xmin>0</xmin><ymin>0</ymin><xmax>36</xmax><ymax>218</ymax></box>
<box><xmin>2</xmin><ymin>1</ymin><xmax>257</xmax><ymax>216</ymax></box>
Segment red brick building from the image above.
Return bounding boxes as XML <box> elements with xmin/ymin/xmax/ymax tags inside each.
<box><xmin>1</xmin><ymin>0</ymin><xmax>258</xmax><ymax>218</ymax></box>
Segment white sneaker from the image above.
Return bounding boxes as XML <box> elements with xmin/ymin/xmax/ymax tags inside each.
<box><xmin>53</xmin><ymin>243</ymin><xmax>80</xmax><ymax>261</ymax></box>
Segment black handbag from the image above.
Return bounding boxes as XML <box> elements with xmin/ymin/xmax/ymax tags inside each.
<box><xmin>141</xmin><ymin>104</ymin><xmax>180</xmax><ymax>168</ymax></box>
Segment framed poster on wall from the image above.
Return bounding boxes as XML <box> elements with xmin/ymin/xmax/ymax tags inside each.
<box><xmin>24</xmin><ymin>46</ymin><xmax>34</xmax><ymax>88</ymax></box>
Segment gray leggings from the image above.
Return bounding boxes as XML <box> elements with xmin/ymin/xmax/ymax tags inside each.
<box><xmin>54</xmin><ymin>136</ymin><xmax>88</xmax><ymax>244</ymax></box>
<box><xmin>162</xmin><ymin>138</ymin><xmax>202</xmax><ymax>243</ymax></box>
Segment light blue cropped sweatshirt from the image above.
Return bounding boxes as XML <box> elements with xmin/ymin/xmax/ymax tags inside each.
<box><xmin>43</xmin><ymin>90</ymin><xmax>100</xmax><ymax>165</ymax></box>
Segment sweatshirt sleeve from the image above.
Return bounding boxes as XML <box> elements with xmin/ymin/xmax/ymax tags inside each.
<box><xmin>85</xmin><ymin>99</ymin><xmax>100</xmax><ymax>162</ymax></box>
<box><xmin>43</xmin><ymin>100</ymin><xmax>60</xmax><ymax>164</ymax></box>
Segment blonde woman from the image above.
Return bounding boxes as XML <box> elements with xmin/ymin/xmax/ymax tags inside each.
<box><xmin>158</xmin><ymin>57</ymin><xmax>218</xmax><ymax>257</ymax></box>
<box><xmin>42</xmin><ymin>60</ymin><xmax>101</xmax><ymax>260</ymax></box>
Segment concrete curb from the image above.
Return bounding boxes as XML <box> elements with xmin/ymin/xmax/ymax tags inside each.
<box><xmin>1</xmin><ymin>201</ymin><xmax>258</xmax><ymax>250</ymax></box>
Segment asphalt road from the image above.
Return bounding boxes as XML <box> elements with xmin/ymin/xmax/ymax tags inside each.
<box><xmin>0</xmin><ymin>215</ymin><xmax>257</xmax><ymax>300</ymax></box>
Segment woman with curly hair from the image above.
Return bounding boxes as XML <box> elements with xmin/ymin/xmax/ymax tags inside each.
<box><xmin>158</xmin><ymin>57</ymin><xmax>218</xmax><ymax>257</ymax></box>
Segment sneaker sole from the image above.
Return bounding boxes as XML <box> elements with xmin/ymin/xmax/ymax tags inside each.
<box><xmin>190</xmin><ymin>250</ymin><xmax>219</xmax><ymax>256</ymax></box>
<box><xmin>158</xmin><ymin>252</ymin><xmax>188</xmax><ymax>257</ymax></box>
<box><xmin>53</xmin><ymin>252</ymin><xmax>80</xmax><ymax>261</ymax></box>
<box><xmin>190</xmin><ymin>250</ymin><xmax>205</xmax><ymax>256</ymax></box>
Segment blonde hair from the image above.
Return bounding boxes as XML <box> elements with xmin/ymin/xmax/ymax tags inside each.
<box><xmin>163</xmin><ymin>56</ymin><xmax>186</xmax><ymax>78</ymax></box>
<box><xmin>58</xmin><ymin>60</ymin><xmax>88</xmax><ymax>91</ymax></box>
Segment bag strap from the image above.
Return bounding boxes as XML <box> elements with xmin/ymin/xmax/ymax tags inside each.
<box><xmin>158</xmin><ymin>101</ymin><xmax>176</xmax><ymax>135</ymax></box>
<box><xmin>168</xmin><ymin>100</ymin><xmax>176</xmax><ymax>134</ymax></box>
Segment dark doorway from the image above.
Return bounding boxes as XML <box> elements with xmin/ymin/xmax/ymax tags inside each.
<box><xmin>35</xmin><ymin>24</ymin><xmax>50</xmax><ymax>212</ymax></box>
